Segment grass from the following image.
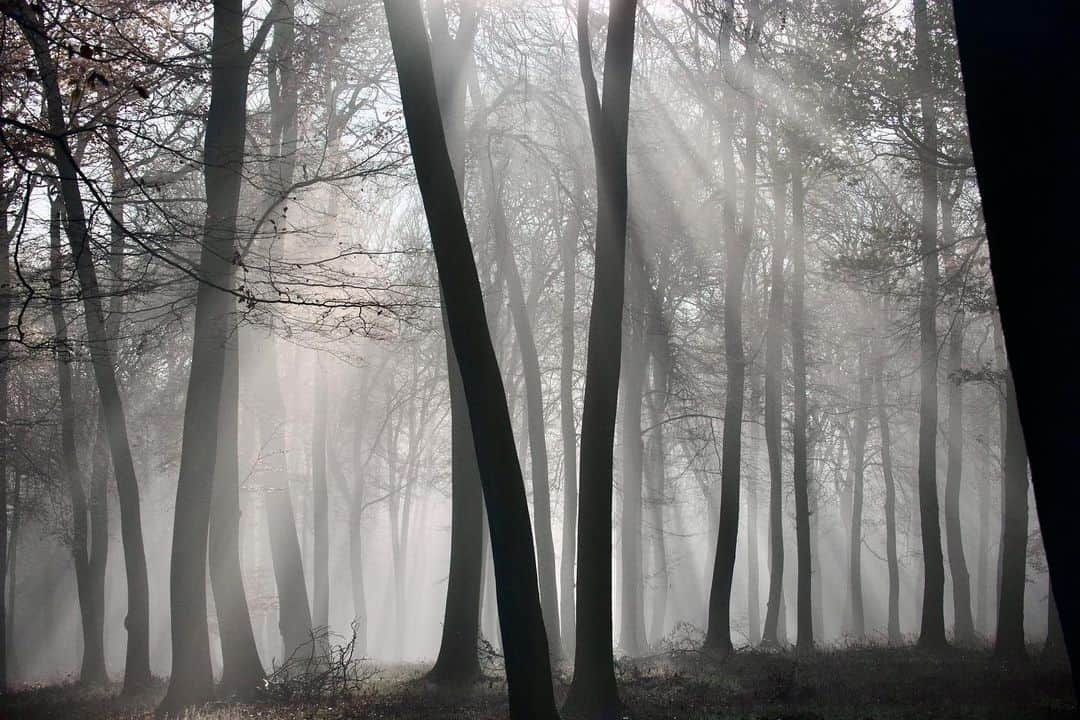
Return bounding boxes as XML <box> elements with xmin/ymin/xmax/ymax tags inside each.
<box><xmin>1</xmin><ymin>646</ymin><xmax>1074</xmax><ymax>719</ymax></box>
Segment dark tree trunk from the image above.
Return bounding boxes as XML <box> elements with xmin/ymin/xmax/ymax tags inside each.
<box><xmin>426</xmin><ymin>4</ymin><xmax>485</xmax><ymax>681</ymax></box>
<box><xmin>994</xmin><ymin>371</ymin><xmax>1028</xmax><ymax>660</ymax></box>
<box><xmin>875</xmin><ymin>340</ymin><xmax>902</xmax><ymax>646</ymax></box>
<box><xmin>209</xmin><ymin>320</ymin><xmax>264</xmax><ymax>696</ymax></box>
<box><xmin>913</xmin><ymin>0</ymin><xmax>946</xmax><ymax>651</ymax></box>
<box><xmin>1046</xmin><ymin>589</ymin><xmax>1067</xmax><ymax>661</ymax></box>
<box><xmin>558</xmin><ymin>185</ymin><xmax>581</xmax><ymax>657</ymax></box>
<box><xmin>48</xmin><ymin>201</ymin><xmax>103</xmax><ymax>686</ymax></box>
<box><xmin>706</xmin><ymin>1</ymin><xmax>758</xmax><ymax>653</ymax></box>
<box><xmin>789</xmin><ymin>149</ymin><xmax>813</xmax><ymax>654</ymax></box>
<box><xmin>564</xmin><ymin>0</ymin><xmax>638</xmax><ymax>715</ymax></box>
<box><xmin>382</xmin><ymin>1</ymin><xmax>558</xmax><ymax>716</ymax></box>
<box><xmin>761</xmin><ymin>129</ymin><xmax>788</xmax><ymax>648</ymax></box>
<box><xmin>953</xmin><ymin>4</ymin><xmax>1080</xmax><ymax>692</ymax></box>
<box><xmin>944</xmin><ymin>313</ymin><xmax>975</xmax><ymax>644</ymax></box>
<box><xmin>162</xmin><ymin>0</ymin><xmax>259</xmax><ymax>707</ymax></box>
<box><xmin>312</xmin><ymin>360</ymin><xmax>329</xmax><ymax>632</ymax></box>
<box><xmin>428</xmin><ymin>339</ymin><xmax>484</xmax><ymax>686</ymax></box>
<box><xmin>2</xmin><ymin>0</ymin><xmax>152</xmax><ymax>689</ymax></box>
<box><xmin>849</xmin><ymin>347</ymin><xmax>870</xmax><ymax>642</ymax></box>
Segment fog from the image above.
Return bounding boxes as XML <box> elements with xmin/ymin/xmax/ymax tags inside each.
<box><xmin>0</xmin><ymin>0</ymin><xmax>1070</xmax><ymax>717</ymax></box>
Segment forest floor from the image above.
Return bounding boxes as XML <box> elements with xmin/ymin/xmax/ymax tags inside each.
<box><xmin>1</xmin><ymin>645</ymin><xmax>1075</xmax><ymax>720</ymax></box>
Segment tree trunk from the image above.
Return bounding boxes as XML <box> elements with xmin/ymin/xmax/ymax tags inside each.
<box><xmin>761</xmin><ymin>130</ymin><xmax>788</xmax><ymax>648</ymax></box>
<box><xmin>382</xmin><ymin>1</ymin><xmax>558</xmax><ymax>715</ymax></box>
<box><xmin>789</xmin><ymin>149</ymin><xmax>813</xmax><ymax>654</ymax></box>
<box><xmin>747</xmin><ymin>462</ymin><xmax>761</xmax><ymax>645</ymax></box>
<box><xmin>312</xmin><ymin>359</ymin><xmax>329</xmax><ymax>633</ymax></box>
<box><xmin>429</xmin><ymin>337</ymin><xmax>484</xmax><ymax>684</ymax></box>
<box><xmin>849</xmin><ymin>347</ymin><xmax>870</xmax><ymax>642</ymax></box>
<box><xmin>953</xmin><ymin>2</ymin><xmax>1080</xmax><ymax>693</ymax></box>
<box><xmin>209</xmin><ymin>317</ymin><xmax>264</xmax><ymax>696</ymax></box>
<box><xmin>706</xmin><ymin>0</ymin><xmax>758</xmax><ymax>653</ymax></box>
<box><xmin>618</xmin><ymin>238</ymin><xmax>648</xmax><ymax>658</ymax></box>
<box><xmin>875</xmin><ymin>340</ymin><xmax>901</xmax><ymax>645</ymax></box>
<box><xmin>0</xmin><ymin>180</ymin><xmax>8</xmax><ymax>691</ymax></box>
<box><xmin>645</xmin><ymin>330</ymin><xmax>670</xmax><ymax>646</ymax></box>
<box><xmin>48</xmin><ymin>201</ymin><xmax>101</xmax><ymax>686</ymax></box>
<box><xmin>482</xmin><ymin>148</ymin><xmax>562</xmax><ymax>660</ymax></box>
<box><xmin>913</xmin><ymin>0</ymin><xmax>947</xmax><ymax>651</ymax></box>
<box><xmin>2</xmin><ymin>0</ymin><xmax>153</xmax><ymax>688</ymax></box>
<box><xmin>944</xmin><ymin>313</ymin><xmax>975</xmax><ymax>645</ymax></box>
<box><xmin>558</xmin><ymin>186</ymin><xmax>581</xmax><ymax>657</ymax></box>
<box><xmin>994</xmin><ymin>370</ymin><xmax>1028</xmax><ymax>660</ymax></box>
<box><xmin>564</xmin><ymin>0</ymin><xmax>638</xmax><ymax>715</ymax></box>
<box><xmin>425</xmin><ymin>1</ymin><xmax>485</xmax><ymax>684</ymax></box>
<box><xmin>161</xmin><ymin>0</ymin><xmax>258</xmax><ymax>706</ymax></box>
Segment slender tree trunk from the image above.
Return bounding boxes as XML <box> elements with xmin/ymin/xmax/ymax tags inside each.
<box><xmin>706</xmin><ymin>1</ymin><xmax>758</xmax><ymax>653</ymax></box>
<box><xmin>2</xmin><ymin>0</ymin><xmax>152</xmax><ymax>688</ymax></box>
<box><xmin>383</xmin><ymin>2</ymin><xmax>558</xmax><ymax>714</ymax></box>
<box><xmin>789</xmin><ymin>149</ymin><xmax>813</xmax><ymax>654</ymax></box>
<box><xmin>994</xmin><ymin>370</ymin><xmax>1028</xmax><ymax>660</ymax></box>
<box><xmin>747</xmin><ymin>464</ymin><xmax>761</xmax><ymax>645</ymax></box>
<box><xmin>761</xmin><ymin>130</ymin><xmax>788</xmax><ymax>647</ymax></box>
<box><xmin>481</xmin><ymin>149</ymin><xmax>562</xmax><ymax>660</ymax></box>
<box><xmin>944</xmin><ymin>313</ymin><xmax>975</xmax><ymax>644</ymax></box>
<box><xmin>312</xmin><ymin>359</ymin><xmax>329</xmax><ymax>633</ymax></box>
<box><xmin>976</xmin><ymin>454</ymin><xmax>990</xmax><ymax>637</ymax></box>
<box><xmin>565</xmin><ymin>0</ymin><xmax>638</xmax><ymax>715</ymax></box>
<box><xmin>0</xmin><ymin>181</ymin><xmax>8</xmax><ymax>691</ymax></box>
<box><xmin>645</xmin><ymin>331</ymin><xmax>670</xmax><ymax>646</ymax></box>
<box><xmin>618</xmin><ymin>237</ymin><xmax>648</xmax><ymax>658</ymax></box>
<box><xmin>559</xmin><ymin>186</ymin><xmax>581</xmax><ymax>657</ymax></box>
<box><xmin>209</xmin><ymin>317</ymin><xmax>264</xmax><ymax>696</ymax></box>
<box><xmin>48</xmin><ymin>201</ymin><xmax>99</xmax><ymax>686</ymax></box>
<box><xmin>953</xmin><ymin>2</ymin><xmax>1080</xmax><ymax>694</ymax></box>
<box><xmin>913</xmin><ymin>0</ymin><xmax>947</xmax><ymax>650</ymax></box>
<box><xmin>849</xmin><ymin>347</ymin><xmax>870</xmax><ymax>642</ymax></box>
<box><xmin>875</xmin><ymin>339</ymin><xmax>901</xmax><ymax>645</ymax></box>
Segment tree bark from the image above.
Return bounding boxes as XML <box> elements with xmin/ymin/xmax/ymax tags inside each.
<box><xmin>1</xmin><ymin>0</ymin><xmax>152</xmax><ymax>689</ymax></box>
<box><xmin>0</xmin><ymin>179</ymin><xmax>8</xmax><ymax>691</ymax></box>
<box><xmin>382</xmin><ymin>1</ymin><xmax>558</xmax><ymax>715</ymax></box>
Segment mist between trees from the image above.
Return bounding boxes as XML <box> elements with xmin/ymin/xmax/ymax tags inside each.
<box><xmin>0</xmin><ymin>1</ymin><xmax>1077</xmax><ymax>719</ymax></box>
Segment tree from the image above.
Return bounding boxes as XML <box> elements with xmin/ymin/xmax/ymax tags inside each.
<box><xmin>913</xmin><ymin>0</ymin><xmax>946</xmax><ymax>651</ymax></box>
<box><xmin>160</xmin><ymin>0</ymin><xmax>270</xmax><ymax>709</ymax></box>
<box><xmin>381</xmin><ymin>1</ymin><xmax>559</xmax><ymax>716</ymax></box>
<box><xmin>706</xmin><ymin>0</ymin><xmax>760</xmax><ymax>655</ymax></box>
<box><xmin>565</xmin><ymin>0</ymin><xmax>639</xmax><ymax>714</ymax></box>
